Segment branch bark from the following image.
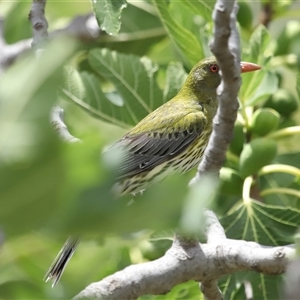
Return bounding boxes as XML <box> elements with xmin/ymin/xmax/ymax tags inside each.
<box><xmin>190</xmin><ymin>0</ymin><xmax>241</xmax><ymax>185</ymax></box>
<box><xmin>74</xmin><ymin>210</ymin><xmax>294</xmax><ymax>300</ymax></box>
<box><xmin>0</xmin><ymin>13</ymin><xmax>100</xmax><ymax>73</ymax></box>
<box><xmin>28</xmin><ymin>0</ymin><xmax>81</xmax><ymax>143</ymax></box>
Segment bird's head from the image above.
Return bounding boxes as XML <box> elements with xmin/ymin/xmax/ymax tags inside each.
<box><xmin>190</xmin><ymin>57</ymin><xmax>222</xmax><ymax>92</ymax></box>
<box><xmin>181</xmin><ymin>57</ymin><xmax>261</xmax><ymax>99</ymax></box>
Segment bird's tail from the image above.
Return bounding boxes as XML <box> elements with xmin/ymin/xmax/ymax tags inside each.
<box><xmin>44</xmin><ymin>236</ymin><xmax>80</xmax><ymax>287</ymax></box>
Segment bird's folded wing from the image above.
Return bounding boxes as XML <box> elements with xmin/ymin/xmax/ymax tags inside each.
<box><xmin>109</xmin><ymin>111</ymin><xmax>207</xmax><ymax>179</ymax></box>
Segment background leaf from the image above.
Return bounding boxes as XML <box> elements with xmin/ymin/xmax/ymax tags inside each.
<box><xmin>88</xmin><ymin>48</ymin><xmax>164</xmax><ymax>124</ymax></box>
<box><xmin>152</xmin><ymin>0</ymin><xmax>204</xmax><ymax>67</ymax></box>
<box><xmin>92</xmin><ymin>0</ymin><xmax>127</xmax><ymax>36</ymax></box>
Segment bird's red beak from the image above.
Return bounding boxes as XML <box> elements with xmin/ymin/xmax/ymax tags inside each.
<box><xmin>240</xmin><ymin>62</ymin><xmax>261</xmax><ymax>73</ymax></box>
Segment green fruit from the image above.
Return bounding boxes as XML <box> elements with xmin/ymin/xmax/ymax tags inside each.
<box><xmin>250</xmin><ymin>108</ymin><xmax>280</xmax><ymax>136</ymax></box>
<box><xmin>265</xmin><ymin>89</ymin><xmax>298</xmax><ymax>116</ymax></box>
<box><xmin>274</xmin><ymin>21</ymin><xmax>300</xmax><ymax>56</ymax></box>
<box><xmin>219</xmin><ymin>168</ymin><xmax>243</xmax><ymax>195</ymax></box>
<box><xmin>239</xmin><ymin>138</ymin><xmax>277</xmax><ymax>178</ymax></box>
<box><xmin>237</xmin><ymin>2</ymin><xmax>253</xmax><ymax>30</ymax></box>
<box><xmin>229</xmin><ymin>121</ymin><xmax>245</xmax><ymax>155</ymax></box>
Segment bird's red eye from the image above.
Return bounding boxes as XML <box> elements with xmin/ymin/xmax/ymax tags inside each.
<box><xmin>210</xmin><ymin>64</ymin><xmax>219</xmax><ymax>73</ymax></box>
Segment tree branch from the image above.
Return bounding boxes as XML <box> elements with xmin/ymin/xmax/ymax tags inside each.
<box><xmin>74</xmin><ymin>210</ymin><xmax>294</xmax><ymax>299</ymax></box>
<box><xmin>28</xmin><ymin>0</ymin><xmax>48</xmax><ymax>49</ymax></box>
<box><xmin>190</xmin><ymin>0</ymin><xmax>241</xmax><ymax>185</ymax></box>
<box><xmin>0</xmin><ymin>13</ymin><xmax>100</xmax><ymax>73</ymax></box>
<box><xmin>28</xmin><ymin>0</ymin><xmax>81</xmax><ymax>144</ymax></box>
<box><xmin>50</xmin><ymin>106</ymin><xmax>81</xmax><ymax>143</ymax></box>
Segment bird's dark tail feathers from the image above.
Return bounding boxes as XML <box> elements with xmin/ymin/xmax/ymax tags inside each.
<box><xmin>44</xmin><ymin>236</ymin><xmax>80</xmax><ymax>287</ymax></box>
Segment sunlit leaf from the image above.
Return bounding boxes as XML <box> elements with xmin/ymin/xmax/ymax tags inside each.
<box><xmin>181</xmin><ymin>0</ymin><xmax>213</xmax><ymax>21</ymax></box>
<box><xmin>92</xmin><ymin>0</ymin><xmax>127</xmax><ymax>36</ymax></box>
<box><xmin>152</xmin><ymin>0</ymin><xmax>204</xmax><ymax>67</ymax></box>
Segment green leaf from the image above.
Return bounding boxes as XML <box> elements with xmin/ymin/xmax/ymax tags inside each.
<box><xmin>0</xmin><ymin>38</ymin><xmax>77</xmax><ymax>235</ymax></box>
<box><xmin>296</xmin><ymin>73</ymin><xmax>300</xmax><ymax>101</ymax></box>
<box><xmin>240</xmin><ymin>26</ymin><xmax>277</xmax><ymax>106</ymax></box>
<box><xmin>163</xmin><ymin>61</ymin><xmax>187</xmax><ymax>101</ymax></box>
<box><xmin>221</xmin><ymin>200</ymin><xmax>300</xmax><ymax>246</ymax></box>
<box><xmin>61</xmin><ymin>67</ymin><xmax>131</xmax><ymax>128</ymax></box>
<box><xmin>92</xmin><ymin>0</ymin><xmax>127</xmax><ymax>36</ymax></box>
<box><xmin>244</xmin><ymin>25</ymin><xmax>271</xmax><ymax>64</ymax></box>
<box><xmin>220</xmin><ymin>272</ymin><xmax>283</xmax><ymax>300</ymax></box>
<box><xmin>181</xmin><ymin>0</ymin><xmax>214</xmax><ymax>22</ymax></box>
<box><xmin>152</xmin><ymin>0</ymin><xmax>204</xmax><ymax>67</ymax></box>
<box><xmin>219</xmin><ymin>200</ymin><xmax>300</xmax><ymax>299</ymax></box>
<box><xmin>245</xmin><ymin>72</ymin><xmax>279</xmax><ymax>106</ymax></box>
<box><xmin>88</xmin><ymin>48</ymin><xmax>164</xmax><ymax>124</ymax></box>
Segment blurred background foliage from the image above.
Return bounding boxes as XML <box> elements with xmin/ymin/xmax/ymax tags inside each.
<box><xmin>0</xmin><ymin>0</ymin><xmax>300</xmax><ymax>299</ymax></box>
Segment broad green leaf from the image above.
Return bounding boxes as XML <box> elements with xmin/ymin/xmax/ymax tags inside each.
<box><xmin>221</xmin><ymin>200</ymin><xmax>300</xmax><ymax>246</ymax></box>
<box><xmin>163</xmin><ymin>61</ymin><xmax>187</xmax><ymax>101</ymax></box>
<box><xmin>152</xmin><ymin>0</ymin><xmax>204</xmax><ymax>67</ymax></box>
<box><xmin>245</xmin><ymin>71</ymin><xmax>278</xmax><ymax>106</ymax></box>
<box><xmin>220</xmin><ymin>272</ymin><xmax>283</xmax><ymax>300</ymax></box>
<box><xmin>88</xmin><ymin>48</ymin><xmax>164</xmax><ymax>124</ymax></box>
<box><xmin>219</xmin><ymin>200</ymin><xmax>300</xmax><ymax>299</ymax></box>
<box><xmin>92</xmin><ymin>0</ymin><xmax>127</xmax><ymax>36</ymax></box>
<box><xmin>181</xmin><ymin>0</ymin><xmax>214</xmax><ymax>22</ymax></box>
<box><xmin>61</xmin><ymin>67</ymin><xmax>131</xmax><ymax>128</ymax></box>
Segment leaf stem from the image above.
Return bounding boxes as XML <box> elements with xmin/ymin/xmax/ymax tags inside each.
<box><xmin>243</xmin><ymin>176</ymin><xmax>253</xmax><ymax>206</ymax></box>
<box><xmin>260</xmin><ymin>188</ymin><xmax>300</xmax><ymax>198</ymax></box>
<box><xmin>258</xmin><ymin>164</ymin><xmax>300</xmax><ymax>178</ymax></box>
<box><xmin>266</xmin><ymin>126</ymin><xmax>300</xmax><ymax>139</ymax></box>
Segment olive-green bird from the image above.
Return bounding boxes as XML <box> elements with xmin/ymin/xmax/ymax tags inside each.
<box><xmin>45</xmin><ymin>57</ymin><xmax>261</xmax><ymax>286</ymax></box>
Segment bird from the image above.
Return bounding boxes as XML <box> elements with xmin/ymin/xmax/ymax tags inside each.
<box><xmin>44</xmin><ymin>57</ymin><xmax>261</xmax><ymax>286</ymax></box>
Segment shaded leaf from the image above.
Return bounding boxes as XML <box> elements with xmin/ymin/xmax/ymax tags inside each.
<box><xmin>221</xmin><ymin>200</ymin><xmax>300</xmax><ymax>246</ymax></box>
<box><xmin>61</xmin><ymin>67</ymin><xmax>131</xmax><ymax>128</ymax></box>
<box><xmin>88</xmin><ymin>48</ymin><xmax>164</xmax><ymax>124</ymax></box>
<box><xmin>163</xmin><ymin>61</ymin><xmax>187</xmax><ymax>101</ymax></box>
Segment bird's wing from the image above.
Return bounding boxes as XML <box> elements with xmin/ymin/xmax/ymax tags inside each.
<box><xmin>108</xmin><ymin>110</ymin><xmax>207</xmax><ymax>179</ymax></box>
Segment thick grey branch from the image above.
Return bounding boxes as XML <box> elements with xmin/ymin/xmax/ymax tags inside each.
<box><xmin>204</xmin><ymin>210</ymin><xmax>226</xmax><ymax>243</ymax></box>
<box><xmin>74</xmin><ymin>236</ymin><xmax>293</xmax><ymax>300</ymax></box>
<box><xmin>190</xmin><ymin>0</ymin><xmax>241</xmax><ymax>185</ymax></box>
<box><xmin>200</xmin><ymin>280</ymin><xmax>223</xmax><ymax>300</ymax></box>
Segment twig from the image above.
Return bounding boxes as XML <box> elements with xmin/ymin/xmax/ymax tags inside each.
<box><xmin>50</xmin><ymin>106</ymin><xmax>81</xmax><ymax>143</ymax></box>
<box><xmin>28</xmin><ymin>0</ymin><xmax>81</xmax><ymax>144</ymax></box>
<box><xmin>28</xmin><ymin>0</ymin><xmax>48</xmax><ymax>49</ymax></box>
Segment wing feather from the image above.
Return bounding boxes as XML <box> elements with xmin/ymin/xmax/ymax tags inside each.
<box><xmin>107</xmin><ymin>110</ymin><xmax>207</xmax><ymax>179</ymax></box>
